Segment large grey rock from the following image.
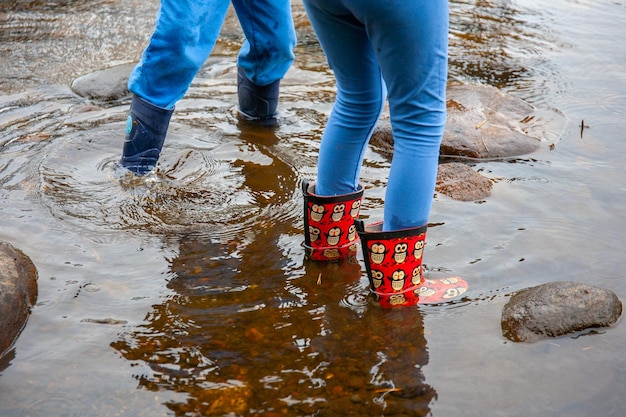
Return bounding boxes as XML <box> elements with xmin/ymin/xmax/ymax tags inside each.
<box><xmin>443</xmin><ymin>81</ymin><xmax>541</xmax><ymax>159</ymax></box>
<box><xmin>0</xmin><ymin>241</ymin><xmax>38</xmax><ymax>358</ymax></box>
<box><xmin>370</xmin><ymin>121</ymin><xmax>493</xmax><ymax>201</ymax></box>
<box><xmin>371</xmin><ymin>82</ymin><xmax>542</xmax><ymax>162</ymax></box>
<box><xmin>70</xmin><ymin>62</ymin><xmax>135</xmax><ymax>102</ymax></box>
<box><xmin>501</xmin><ymin>281</ymin><xmax>622</xmax><ymax>343</ymax></box>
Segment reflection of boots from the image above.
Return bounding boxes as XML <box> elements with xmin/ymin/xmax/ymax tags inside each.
<box><xmin>302</xmin><ymin>179</ymin><xmax>363</xmax><ymax>261</ymax></box>
<box><xmin>120</xmin><ymin>95</ymin><xmax>173</xmax><ymax>176</ymax></box>
<box><xmin>237</xmin><ymin>67</ymin><xmax>280</xmax><ymax>125</ymax></box>
<box><xmin>356</xmin><ymin>220</ymin><xmax>468</xmax><ymax>307</ymax></box>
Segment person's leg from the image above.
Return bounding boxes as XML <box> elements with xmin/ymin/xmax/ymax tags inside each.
<box><xmin>352</xmin><ymin>1</ymin><xmax>465</xmax><ymax>307</ymax></box>
<box><xmin>232</xmin><ymin>0</ymin><xmax>296</xmax><ymax>121</ymax></box>
<box><xmin>302</xmin><ymin>0</ymin><xmax>386</xmax><ymax>196</ymax></box>
<box><xmin>128</xmin><ymin>0</ymin><xmax>231</xmax><ymax>109</ymax></box>
<box><xmin>121</xmin><ymin>0</ymin><xmax>230</xmax><ymax>174</ymax></box>
<box><xmin>363</xmin><ymin>0</ymin><xmax>449</xmax><ymax>230</ymax></box>
<box><xmin>233</xmin><ymin>0</ymin><xmax>295</xmax><ymax>86</ymax></box>
<box><xmin>119</xmin><ymin>95</ymin><xmax>174</xmax><ymax>175</ymax></box>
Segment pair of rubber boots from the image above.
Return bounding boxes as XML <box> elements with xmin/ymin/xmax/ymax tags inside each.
<box><xmin>120</xmin><ymin>67</ymin><xmax>280</xmax><ymax>176</ymax></box>
<box><xmin>302</xmin><ymin>180</ymin><xmax>468</xmax><ymax>307</ymax></box>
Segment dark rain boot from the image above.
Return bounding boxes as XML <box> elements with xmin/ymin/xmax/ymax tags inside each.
<box><xmin>356</xmin><ymin>220</ymin><xmax>468</xmax><ymax>307</ymax></box>
<box><xmin>302</xmin><ymin>179</ymin><xmax>364</xmax><ymax>261</ymax></box>
<box><xmin>119</xmin><ymin>95</ymin><xmax>173</xmax><ymax>176</ymax></box>
<box><xmin>237</xmin><ymin>67</ymin><xmax>280</xmax><ymax>125</ymax></box>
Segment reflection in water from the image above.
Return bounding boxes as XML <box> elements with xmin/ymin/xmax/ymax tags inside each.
<box><xmin>449</xmin><ymin>0</ymin><xmax>556</xmax><ymax>89</ymax></box>
<box><xmin>109</xmin><ymin>124</ymin><xmax>435</xmax><ymax>415</ymax></box>
<box><xmin>3</xmin><ymin>0</ymin><xmax>626</xmax><ymax>416</ymax></box>
<box><xmin>112</xmin><ymin>237</ymin><xmax>435</xmax><ymax>415</ymax></box>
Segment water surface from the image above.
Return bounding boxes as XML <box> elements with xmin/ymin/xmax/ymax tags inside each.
<box><xmin>1</xmin><ymin>0</ymin><xmax>625</xmax><ymax>416</ymax></box>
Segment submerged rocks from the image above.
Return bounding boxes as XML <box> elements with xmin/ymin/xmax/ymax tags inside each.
<box><xmin>0</xmin><ymin>241</ymin><xmax>38</xmax><ymax>358</ymax></box>
<box><xmin>436</xmin><ymin>162</ymin><xmax>492</xmax><ymax>201</ymax></box>
<box><xmin>501</xmin><ymin>281</ymin><xmax>622</xmax><ymax>343</ymax></box>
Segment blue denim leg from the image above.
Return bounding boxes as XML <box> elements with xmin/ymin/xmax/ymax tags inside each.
<box><xmin>302</xmin><ymin>0</ymin><xmax>386</xmax><ymax>197</ymax></box>
<box><xmin>302</xmin><ymin>0</ymin><xmax>448</xmax><ymax>231</ymax></box>
<box><xmin>233</xmin><ymin>0</ymin><xmax>296</xmax><ymax>86</ymax></box>
<box><xmin>128</xmin><ymin>0</ymin><xmax>231</xmax><ymax>109</ymax></box>
<box><xmin>128</xmin><ymin>0</ymin><xmax>295</xmax><ymax>109</ymax></box>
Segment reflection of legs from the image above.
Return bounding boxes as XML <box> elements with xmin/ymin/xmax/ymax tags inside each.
<box><xmin>233</xmin><ymin>0</ymin><xmax>296</xmax><ymax>121</ymax></box>
<box><xmin>373</xmin><ymin>308</ymin><xmax>436</xmax><ymax>414</ymax></box>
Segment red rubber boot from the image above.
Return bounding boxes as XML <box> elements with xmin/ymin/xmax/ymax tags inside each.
<box><xmin>355</xmin><ymin>220</ymin><xmax>468</xmax><ymax>307</ymax></box>
<box><xmin>302</xmin><ymin>179</ymin><xmax>364</xmax><ymax>261</ymax></box>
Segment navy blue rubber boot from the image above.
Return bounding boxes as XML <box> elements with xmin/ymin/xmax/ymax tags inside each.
<box><xmin>237</xmin><ymin>67</ymin><xmax>280</xmax><ymax>125</ymax></box>
<box><xmin>120</xmin><ymin>95</ymin><xmax>173</xmax><ymax>176</ymax></box>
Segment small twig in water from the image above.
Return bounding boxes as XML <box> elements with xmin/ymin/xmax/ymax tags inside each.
<box><xmin>375</xmin><ymin>387</ymin><xmax>403</xmax><ymax>393</ymax></box>
<box><xmin>481</xmin><ymin>133</ymin><xmax>490</xmax><ymax>152</ymax></box>
<box><xmin>475</xmin><ymin>119</ymin><xmax>489</xmax><ymax>152</ymax></box>
<box><xmin>317</xmin><ymin>273</ymin><xmax>322</xmax><ymax>285</ymax></box>
<box><xmin>580</xmin><ymin>119</ymin><xmax>586</xmax><ymax>138</ymax></box>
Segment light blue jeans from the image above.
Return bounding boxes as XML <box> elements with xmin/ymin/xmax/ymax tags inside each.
<box><xmin>302</xmin><ymin>0</ymin><xmax>448</xmax><ymax>231</ymax></box>
<box><xmin>128</xmin><ymin>0</ymin><xmax>296</xmax><ymax>109</ymax></box>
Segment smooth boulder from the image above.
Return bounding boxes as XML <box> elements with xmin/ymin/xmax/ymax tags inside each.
<box><xmin>70</xmin><ymin>62</ymin><xmax>136</xmax><ymax>102</ymax></box>
<box><xmin>443</xmin><ymin>81</ymin><xmax>541</xmax><ymax>159</ymax></box>
<box><xmin>0</xmin><ymin>241</ymin><xmax>38</xmax><ymax>358</ymax></box>
<box><xmin>501</xmin><ymin>281</ymin><xmax>622</xmax><ymax>343</ymax></box>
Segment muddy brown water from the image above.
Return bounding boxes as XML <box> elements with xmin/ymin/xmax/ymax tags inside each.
<box><xmin>1</xmin><ymin>0</ymin><xmax>626</xmax><ymax>416</ymax></box>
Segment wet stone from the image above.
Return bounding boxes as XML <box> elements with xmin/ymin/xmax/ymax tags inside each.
<box><xmin>370</xmin><ymin>122</ymin><xmax>492</xmax><ymax>201</ymax></box>
<box><xmin>371</xmin><ymin>82</ymin><xmax>541</xmax><ymax>161</ymax></box>
<box><xmin>501</xmin><ymin>281</ymin><xmax>622</xmax><ymax>343</ymax></box>
<box><xmin>70</xmin><ymin>62</ymin><xmax>136</xmax><ymax>102</ymax></box>
<box><xmin>443</xmin><ymin>81</ymin><xmax>541</xmax><ymax>159</ymax></box>
<box><xmin>0</xmin><ymin>241</ymin><xmax>38</xmax><ymax>358</ymax></box>
<box><xmin>436</xmin><ymin>162</ymin><xmax>492</xmax><ymax>201</ymax></box>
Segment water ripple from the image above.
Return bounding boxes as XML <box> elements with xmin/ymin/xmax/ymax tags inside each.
<box><xmin>39</xmin><ymin>120</ymin><xmax>302</xmax><ymax>241</ymax></box>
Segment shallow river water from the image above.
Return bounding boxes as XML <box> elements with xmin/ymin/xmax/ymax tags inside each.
<box><xmin>1</xmin><ymin>0</ymin><xmax>626</xmax><ymax>416</ymax></box>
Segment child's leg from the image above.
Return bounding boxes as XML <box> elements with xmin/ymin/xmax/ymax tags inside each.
<box><xmin>366</xmin><ymin>0</ymin><xmax>449</xmax><ymax>230</ymax></box>
<box><xmin>302</xmin><ymin>0</ymin><xmax>386</xmax><ymax>197</ymax></box>
<box><xmin>128</xmin><ymin>0</ymin><xmax>231</xmax><ymax>109</ymax></box>
<box><xmin>233</xmin><ymin>0</ymin><xmax>296</xmax><ymax>86</ymax></box>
